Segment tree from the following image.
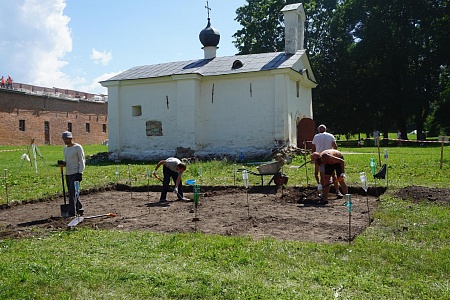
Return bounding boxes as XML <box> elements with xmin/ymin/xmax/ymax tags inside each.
<box><xmin>429</xmin><ymin>67</ymin><xmax>450</xmax><ymax>135</ymax></box>
<box><xmin>348</xmin><ymin>0</ymin><xmax>450</xmax><ymax>139</ymax></box>
<box><xmin>232</xmin><ymin>0</ymin><xmax>450</xmax><ymax>138</ymax></box>
<box><xmin>232</xmin><ymin>0</ymin><xmax>294</xmax><ymax>54</ymax></box>
<box><xmin>232</xmin><ymin>0</ymin><xmax>370</xmax><ymax>135</ymax></box>
<box><xmin>305</xmin><ymin>1</ymin><xmax>362</xmax><ymax>135</ymax></box>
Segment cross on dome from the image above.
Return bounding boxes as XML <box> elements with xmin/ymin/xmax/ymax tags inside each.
<box><xmin>205</xmin><ymin>1</ymin><xmax>211</xmax><ymax>19</ymax></box>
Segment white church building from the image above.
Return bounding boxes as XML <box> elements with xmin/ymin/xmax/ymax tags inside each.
<box><xmin>101</xmin><ymin>3</ymin><xmax>317</xmax><ymax>160</ymax></box>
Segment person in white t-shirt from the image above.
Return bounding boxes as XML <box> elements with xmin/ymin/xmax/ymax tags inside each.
<box><xmin>153</xmin><ymin>157</ymin><xmax>187</xmax><ymax>202</ymax></box>
<box><xmin>311</xmin><ymin>124</ymin><xmax>343</xmax><ymax>198</ymax></box>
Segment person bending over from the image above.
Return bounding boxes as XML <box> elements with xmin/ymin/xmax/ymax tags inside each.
<box><xmin>311</xmin><ymin>149</ymin><xmax>348</xmax><ymax>203</ymax></box>
<box><xmin>153</xmin><ymin>157</ymin><xmax>187</xmax><ymax>202</ymax></box>
<box><xmin>312</xmin><ymin>124</ymin><xmax>343</xmax><ymax>198</ymax></box>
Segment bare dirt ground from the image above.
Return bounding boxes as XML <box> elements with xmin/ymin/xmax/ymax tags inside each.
<box><xmin>0</xmin><ymin>185</ymin><xmax>448</xmax><ymax>243</ymax></box>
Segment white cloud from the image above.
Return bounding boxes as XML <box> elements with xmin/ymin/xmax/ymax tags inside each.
<box><xmin>78</xmin><ymin>71</ymin><xmax>122</xmax><ymax>95</ymax></box>
<box><xmin>90</xmin><ymin>49</ymin><xmax>112</xmax><ymax>65</ymax></box>
<box><xmin>0</xmin><ymin>0</ymin><xmax>73</xmax><ymax>89</ymax></box>
<box><xmin>0</xmin><ymin>1</ymin><xmax>116</xmax><ymax>94</ymax></box>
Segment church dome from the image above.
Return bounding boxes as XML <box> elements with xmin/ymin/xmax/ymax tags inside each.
<box><xmin>199</xmin><ymin>18</ymin><xmax>220</xmax><ymax>47</ymax></box>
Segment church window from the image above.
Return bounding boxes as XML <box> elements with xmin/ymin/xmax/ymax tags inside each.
<box><xmin>132</xmin><ymin>105</ymin><xmax>142</xmax><ymax>117</ymax></box>
<box><xmin>19</xmin><ymin>120</ymin><xmax>25</xmax><ymax>131</ymax></box>
<box><xmin>232</xmin><ymin>60</ymin><xmax>243</xmax><ymax>69</ymax></box>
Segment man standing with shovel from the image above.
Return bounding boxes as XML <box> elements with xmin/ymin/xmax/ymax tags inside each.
<box><xmin>60</xmin><ymin>131</ymin><xmax>85</xmax><ymax>216</ymax></box>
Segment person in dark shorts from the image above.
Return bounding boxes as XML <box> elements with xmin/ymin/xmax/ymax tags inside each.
<box><xmin>311</xmin><ymin>149</ymin><xmax>348</xmax><ymax>203</ymax></box>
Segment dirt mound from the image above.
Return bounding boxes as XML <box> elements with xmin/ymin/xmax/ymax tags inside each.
<box><xmin>395</xmin><ymin>186</ymin><xmax>450</xmax><ymax>205</ymax></box>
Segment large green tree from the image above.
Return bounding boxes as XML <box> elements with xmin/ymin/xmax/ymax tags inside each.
<box><xmin>429</xmin><ymin>67</ymin><xmax>450</xmax><ymax>135</ymax></box>
<box><xmin>232</xmin><ymin>0</ymin><xmax>450</xmax><ymax>137</ymax></box>
<box><xmin>304</xmin><ymin>1</ymin><xmax>360</xmax><ymax>135</ymax></box>
<box><xmin>233</xmin><ymin>0</ymin><xmax>356</xmax><ymax>135</ymax></box>
<box><xmin>232</xmin><ymin>0</ymin><xmax>293</xmax><ymax>54</ymax></box>
<box><xmin>348</xmin><ymin>0</ymin><xmax>450</xmax><ymax>139</ymax></box>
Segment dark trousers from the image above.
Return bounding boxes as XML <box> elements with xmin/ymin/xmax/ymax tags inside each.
<box><xmin>66</xmin><ymin>173</ymin><xmax>83</xmax><ymax>215</ymax></box>
<box><xmin>160</xmin><ymin>166</ymin><xmax>183</xmax><ymax>200</ymax></box>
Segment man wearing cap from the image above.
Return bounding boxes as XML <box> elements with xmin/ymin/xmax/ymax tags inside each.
<box><xmin>311</xmin><ymin>124</ymin><xmax>343</xmax><ymax>199</ymax></box>
<box><xmin>61</xmin><ymin>131</ymin><xmax>85</xmax><ymax>216</ymax></box>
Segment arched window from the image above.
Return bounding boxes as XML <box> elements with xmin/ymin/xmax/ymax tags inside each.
<box><xmin>232</xmin><ymin>60</ymin><xmax>243</xmax><ymax>69</ymax></box>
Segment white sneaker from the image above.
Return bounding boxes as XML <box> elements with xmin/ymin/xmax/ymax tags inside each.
<box><xmin>179</xmin><ymin>197</ymin><xmax>190</xmax><ymax>201</ymax></box>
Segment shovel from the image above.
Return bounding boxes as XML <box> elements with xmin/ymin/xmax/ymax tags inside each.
<box><xmin>68</xmin><ymin>213</ymin><xmax>116</xmax><ymax>227</ymax></box>
<box><xmin>68</xmin><ymin>216</ymin><xmax>84</xmax><ymax>227</ymax></box>
<box><xmin>59</xmin><ymin>165</ymin><xmax>70</xmax><ymax>217</ymax></box>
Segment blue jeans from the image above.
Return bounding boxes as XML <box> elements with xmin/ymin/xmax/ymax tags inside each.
<box><xmin>66</xmin><ymin>173</ymin><xmax>83</xmax><ymax>215</ymax></box>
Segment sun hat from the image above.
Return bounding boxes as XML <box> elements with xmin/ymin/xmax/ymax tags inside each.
<box><xmin>62</xmin><ymin>131</ymin><xmax>73</xmax><ymax>139</ymax></box>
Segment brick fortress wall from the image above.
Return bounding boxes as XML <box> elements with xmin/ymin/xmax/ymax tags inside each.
<box><xmin>0</xmin><ymin>88</ymin><xmax>108</xmax><ymax>146</ymax></box>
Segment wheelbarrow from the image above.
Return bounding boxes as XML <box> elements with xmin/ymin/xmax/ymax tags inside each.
<box><xmin>238</xmin><ymin>161</ymin><xmax>288</xmax><ymax>186</ymax></box>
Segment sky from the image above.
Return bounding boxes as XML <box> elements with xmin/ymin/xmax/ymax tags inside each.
<box><xmin>0</xmin><ymin>0</ymin><xmax>247</xmax><ymax>95</ymax></box>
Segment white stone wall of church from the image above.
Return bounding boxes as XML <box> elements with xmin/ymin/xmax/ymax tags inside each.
<box><xmin>175</xmin><ymin>77</ymin><xmax>199</xmax><ymax>150</ymax></box>
<box><xmin>197</xmin><ymin>75</ymin><xmax>277</xmax><ymax>154</ymax></box>
<box><xmin>113</xmin><ymin>80</ymin><xmax>179</xmax><ymax>154</ymax></box>
<box><xmin>106</xmin><ymin>85</ymin><xmax>120</xmax><ymax>152</ymax></box>
<box><xmin>287</xmin><ymin>77</ymin><xmax>313</xmax><ymax>146</ymax></box>
<box><xmin>106</xmin><ymin>72</ymin><xmax>313</xmax><ymax>160</ymax></box>
<box><xmin>274</xmin><ymin>72</ymin><xmax>312</xmax><ymax>147</ymax></box>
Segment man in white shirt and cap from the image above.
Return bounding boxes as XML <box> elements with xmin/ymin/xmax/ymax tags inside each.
<box><xmin>60</xmin><ymin>131</ymin><xmax>85</xmax><ymax>216</ymax></box>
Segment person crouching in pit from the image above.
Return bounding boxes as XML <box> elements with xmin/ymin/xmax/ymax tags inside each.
<box><xmin>311</xmin><ymin>149</ymin><xmax>348</xmax><ymax>203</ymax></box>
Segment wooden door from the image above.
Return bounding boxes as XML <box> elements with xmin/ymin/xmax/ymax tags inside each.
<box><xmin>297</xmin><ymin>118</ymin><xmax>315</xmax><ymax>150</ymax></box>
<box><xmin>44</xmin><ymin>121</ymin><xmax>50</xmax><ymax>145</ymax></box>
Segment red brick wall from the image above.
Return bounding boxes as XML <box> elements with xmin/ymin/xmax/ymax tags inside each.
<box><xmin>0</xmin><ymin>89</ymin><xmax>108</xmax><ymax>146</ymax></box>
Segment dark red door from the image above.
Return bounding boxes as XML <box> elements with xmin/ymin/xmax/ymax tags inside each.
<box><xmin>297</xmin><ymin>118</ymin><xmax>315</xmax><ymax>149</ymax></box>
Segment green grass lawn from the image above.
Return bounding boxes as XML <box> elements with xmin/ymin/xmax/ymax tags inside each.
<box><xmin>0</xmin><ymin>143</ymin><xmax>449</xmax><ymax>299</ymax></box>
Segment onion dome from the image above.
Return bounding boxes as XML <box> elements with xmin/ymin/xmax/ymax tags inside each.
<box><xmin>199</xmin><ymin>18</ymin><xmax>220</xmax><ymax>47</ymax></box>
